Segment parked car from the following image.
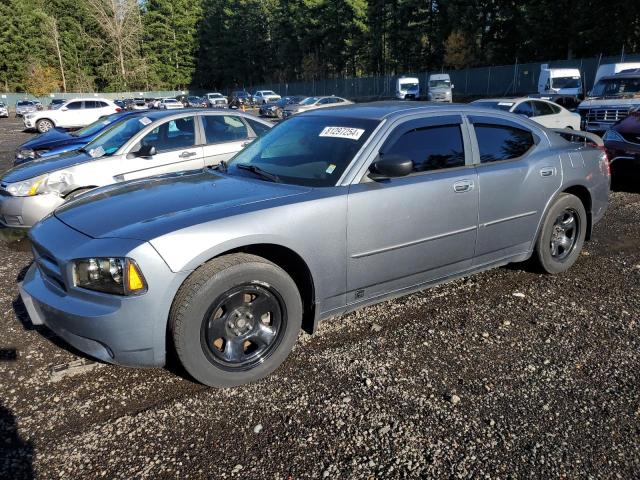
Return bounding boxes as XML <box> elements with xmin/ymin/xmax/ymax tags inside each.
<box><xmin>49</xmin><ymin>99</ymin><xmax>66</xmax><ymax>110</ymax></box>
<box><xmin>228</xmin><ymin>91</ymin><xmax>253</xmax><ymax>109</ymax></box>
<box><xmin>0</xmin><ymin>110</ymin><xmax>271</xmax><ymax>228</ymax></box>
<box><xmin>0</xmin><ymin>102</ymin><xmax>8</xmax><ymax>118</ymax></box>
<box><xmin>578</xmin><ymin>71</ymin><xmax>640</xmax><ymax>134</ymax></box>
<box><xmin>126</xmin><ymin>98</ymin><xmax>148</xmax><ymax>111</ymax></box>
<box><xmin>205</xmin><ymin>93</ymin><xmax>228</xmax><ymax>108</ymax></box>
<box><xmin>259</xmin><ymin>96</ymin><xmax>307</xmax><ymax>119</ymax></box>
<box><xmin>16</xmin><ymin>102</ymin><xmax>609</xmax><ymax>387</ymax></box>
<box><xmin>159</xmin><ymin>98</ymin><xmax>184</xmax><ymax>110</ymax></box>
<box><xmin>114</xmin><ymin>99</ymin><xmax>126</xmax><ymax>109</ymax></box>
<box><xmin>22</xmin><ymin>98</ymin><xmax>121</xmax><ymax>133</ymax></box>
<box><xmin>253</xmin><ymin>90</ymin><xmax>281</xmax><ymax>105</ymax></box>
<box><xmin>15</xmin><ymin>101</ymin><xmax>38</xmax><ymax>118</ymax></box>
<box><xmin>185</xmin><ymin>96</ymin><xmax>205</xmax><ymax>108</ymax></box>
<box><xmin>282</xmin><ymin>96</ymin><xmax>352</xmax><ymax>117</ymax></box>
<box><xmin>14</xmin><ymin>111</ymin><xmax>139</xmax><ymax>165</ymax></box>
<box><xmin>603</xmin><ymin>108</ymin><xmax>640</xmax><ymax>173</ymax></box>
<box><xmin>471</xmin><ymin>97</ymin><xmax>581</xmax><ymax>130</ymax></box>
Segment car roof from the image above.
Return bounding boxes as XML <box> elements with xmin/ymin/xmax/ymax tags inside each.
<box><xmin>305</xmin><ymin>101</ymin><xmax>509</xmax><ymax>120</ymax></box>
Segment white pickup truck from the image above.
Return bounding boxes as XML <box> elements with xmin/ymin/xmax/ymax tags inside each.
<box><xmin>253</xmin><ymin>90</ymin><xmax>281</xmax><ymax>105</ymax></box>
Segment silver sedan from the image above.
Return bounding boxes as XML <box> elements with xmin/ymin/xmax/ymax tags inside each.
<box><xmin>0</xmin><ymin>110</ymin><xmax>271</xmax><ymax>228</ymax></box>
<box><xmin>19</xmin><ymin>103</ymin><xmax>609</xmax><ymax>387</ymax></box>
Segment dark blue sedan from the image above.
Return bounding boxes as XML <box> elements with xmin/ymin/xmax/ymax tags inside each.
<box><xmin>14</xmin><ymin>111</ymin><xmax>142</xmax><ymax>165</ymax></box>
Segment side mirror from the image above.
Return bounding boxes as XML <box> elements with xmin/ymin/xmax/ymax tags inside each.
<box><xmin>369</xmin><ymin>154</ymin><xmax>413</xmax><ymax>180</ymax></box>
<box><xmin>61</xmin><ymin>107</ymin><xmax>68</xmax><ymax>111</ymax></box>
<box><xmin>451</xmin><ymin>84</ymin><xmax>455</xmax><ymax>89</ymax></box>
<box><xmin>137</xmin><ymin>144</ymin><xmax>156</xmax><ymax>158</ymax></box>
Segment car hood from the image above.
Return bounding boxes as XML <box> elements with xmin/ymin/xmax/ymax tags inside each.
<box><xmin>54</xmin><ymin>169</ymin><xmax>312</xmax><ymax>241</ymax></box>
<box><xmin>18</xmin><ymin>128</ymin><xmax>77</xmax><ymax>151</ymax></box>
<box><xmin>2</xmin><ymin>150</ymin><xmax>97</xmax><ymax>183</ymax></box>
<box><xmin>579</xmin><ymin>98</ymin><xmax>640</xmax><ymax>108</ymax></box>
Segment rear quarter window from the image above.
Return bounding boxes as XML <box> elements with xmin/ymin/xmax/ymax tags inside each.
<box><xmin>474</xmin><ymin>124</ymin><xmax>535</xmax><ymax>163</ymax></box>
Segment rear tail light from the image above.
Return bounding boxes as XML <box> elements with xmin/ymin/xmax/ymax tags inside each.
<box><xmin>115</xmin><ymin>107</ymin><xmax>123</xmax><ymax>112</ymax></box>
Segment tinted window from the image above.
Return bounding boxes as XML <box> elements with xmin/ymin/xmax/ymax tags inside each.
<box><xmin>246</xmin><ymin>118</ymin><xmax>270</xmax><ymax>137</ymax></box>
<box><xmin>98</xmin><ymin>101</ymin><xmax>109</xmax><ymax>108</ymax></box>
<box><xmin>140</xmin><ymin>116</ymin><xmax>196</xmax><ymax>153</ymax></box>
<box><xmin>84</xmin><ymin>101</ymin><xmax>98</xmax><ymax>109</ymax></box>
<box><xmin>384</xmin><ymin>125</ymin><xmax>465</xmax><ymax>173</ymax></box>
<box><xmin>513</xmin><ymin>101</ymin><xmax>534</xmax><ymax>117</ymax></box>
<box><xmin>475</xmin><ymin>124</ymin><xmax>535</xmax><ymax>163</ymax></box>
<box><xmin>533</xmin><ymin>101</ymin><xmax>554</xmax><ymax>116</ymax></box>
<box><xmin>203</xmin><ymin>115</ymin><xmax>248</xmax><ymax>143</ymax></box>
<box><xmin>67</xmin><ymin>101</ymin><xmax>83</xmax><ymax>110</ymax></box>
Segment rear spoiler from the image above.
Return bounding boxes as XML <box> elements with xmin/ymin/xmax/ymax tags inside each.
<box><xmin>551</xmin><ymin>128</ymin><xmax>603</xmax><ymax>147</ymax></box>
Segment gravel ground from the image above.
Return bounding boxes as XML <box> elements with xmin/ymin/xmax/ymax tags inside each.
<box><xmin>0</xmin><ymin>116</ymin><xmax>639</xmax><ymax>479</ymax></box>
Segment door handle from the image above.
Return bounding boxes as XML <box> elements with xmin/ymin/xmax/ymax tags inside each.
<box><xmin>180</xmin><ymin>151</ymin><xmax>197</xmax><ymax>159</ymax></box>
<box><xmin>540</xmin><ymin>166</ymin><xmax>556</xmax><ymax>177</ymax></box>
<box><xmin>453</xmin><ymin>180</ymin><xmax>474</xmax><ymax>193</ymax></box>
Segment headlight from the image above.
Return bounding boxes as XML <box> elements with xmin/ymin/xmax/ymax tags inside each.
<box><xmin>603</xmin><ymin>129</ymin><xmax>625</xmax><ymax>142</ymax></box>
<box><xmin>25</xmin><ymin>113</ymin><xmax>35</xmax><ymax>119</ymax></box>
<box><xmin>73</xmin><ymin>257</ymin><xmax>147</xmax><ymax>295</ymax></box>
<box><xmin>5</xmin><ymin>171</ymin><xmax>73</xmax><ymax>197</ymax></box>
<box><xmin>16</xmin><ymin>149</ymin><xmax>35</xmax><ymax>159</ymax></box>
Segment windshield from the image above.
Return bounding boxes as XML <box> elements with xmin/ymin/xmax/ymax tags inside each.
<box><xmin>164</xmin><ymin>99</ymin><xmax>178</xmax><ymax>103</ymax></box>
<box><xmin>591</xmin><ymin>77</ymin><xmax>640</xmax><ymax>97</ymax></box>
<box><xmin>551</xmin><ymin>76</ymin><xmax>581</xmax><ymax>89</ymax></box>
<box><xmin>82</xmin><ymin>115</ymin><xmax>151</xmax><ymax>157</ymax></box>
<box><xmin>472</xmin><ymin>100</ymin><xmax>513</xmax><ymax>111</ymax></box>
<box><xmin>400</xmin><ymin>82</ymin><xmax>419</xmax><ymax>90</ymax></box>
<box><xmin>262</xmin><ymin>91</ymin><xmax>276</xmax><ymax>96</ymax></box>
<box><xmin>71</xmin><ymin>113</ymin><xmax>127</xmax><ymax>137</ymax></box>
<box><xmin>429</xmin><ymin>80</ymin><xmax>451</xmax><ymax>88</ymax></box>
<box><xmin>17</xmin><ymin>101</ymin><xmax>33</xmax><ymax>106</ymax></box>
<box><xmin>226</xmin><ymin>116</ymin><xmax>379</xmax><ymax>187</ymax></box>
<box><xmin>300</xmin><ymin>97</ymin><xmax>319</xmax><ymax>105</ymax></box>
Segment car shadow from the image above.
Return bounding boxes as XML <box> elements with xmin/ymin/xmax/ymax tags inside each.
<box><xmin>611</xmin><ymin>166</ymin><xmax>640</xmax><ymax>193</ymax></box>
<box><xmin>0</xmin><ymin>379</ymin><xmax>34</xmax><ymax>480</ymax></box>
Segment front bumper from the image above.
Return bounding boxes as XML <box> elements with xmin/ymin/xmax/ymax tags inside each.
<box><xmin>23</xmin><ymin>117</ymin><xmax>36</xmax><ymax>128</ymax></box>
<box><xmin>0</xmin><ymin>192</ymin><xmax>64</xmax><ymax>228</ymax></box>
<box><xmin>20</xmin><ymin>216</ymin><xmax>191</xmax><ymax>367</ymax></box>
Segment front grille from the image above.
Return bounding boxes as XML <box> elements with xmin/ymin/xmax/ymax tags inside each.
<box><xmin>585</xmin><ymin>108</ymin><xmax>629</xmax><ymax>123</ymax></box>
<box><xmin>32</xmin><ymin>243</ymin><xmax>67</xmax><ymax>292</ymax></box>
<box><xmin>214</xmin><ymin>99</ymin><xmax>226</xmax><ymax>105</ymax></box>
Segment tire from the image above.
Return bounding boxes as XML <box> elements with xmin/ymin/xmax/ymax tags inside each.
<box><xmin>170</xmin><ymin>253</ymin><xmax>302</xmax><ymax>387</ymax></box>
<box><xmin>36</xmin><ymin>119</ymin><xmax>53</xmax><ymax>133</ymax></box>
<box><xmin>533</xmin><ymin>193</ymin><xmax>587</xmax><ymax>274</ymax></box>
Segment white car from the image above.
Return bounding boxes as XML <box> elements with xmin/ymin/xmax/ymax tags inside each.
<box><xmin>23</xmin><ymin>98</ymin><xmax>121</xmax><ymax>133</ymax></box>
<box><xmin>205</xmin><ymin>93</ymin><xmax>228</xmax><ymax>108</ymax></box>
<box><xmin>471</xmin><ymin>97</ymin><xmax>581</xmax><ymax>130</ymax></box>
<box><xmin>159</xmin><ymin>98</ymin><xmax>185</xmax><ymax>110</ymax></box>
<box><xmin>253</xmin><ymin>90</ymin><xmax>281</xmax><ymax>105</ymax></box>
<box><xmin>0</xmin><ymin>103</ymin><xmax>8</xmax><ymax>118</ymax></box>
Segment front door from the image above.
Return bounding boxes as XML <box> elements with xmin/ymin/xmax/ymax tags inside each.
<box><xmin>346</xmin><ymin>115</ymin><xmax>479</xmax><ymax>303</ymax></box>
<box><xmin>469</xmin><ymin>115</ymin><xmax>562</xmax><ymax>265</ymax></box>
<box><xmin>118</xmin><ymin>115</ymin><xmax>204</xmax><ymax>181</ymax></box>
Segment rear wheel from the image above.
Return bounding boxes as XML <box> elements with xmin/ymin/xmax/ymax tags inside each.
<box><xmin>36</xmin><ymin>119</ymin><xmax>53</xmax><ymax>133</ymax></box>
<box><xmin>533</xmin><ymin>193</ymin><xmax>587</xmax><ymax>274</ymax></box>
<box><xmin>170</xmin><ymin>253</ymin><xmax>302</xmax><ymax>387</ymax></box>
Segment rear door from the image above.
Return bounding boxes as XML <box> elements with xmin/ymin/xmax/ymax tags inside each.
<box><xmin>469</xmin><ymin>115</ymin><xmax>561</xmax><ymax>265</ymax></box>
<box><xmin>117</xmin><ymin>115</ymin><xmax>204</xmax><ymax>181</ymax></box>
<box><xmin>531</xmin><ymin>100</ymin><xmax>559</xmax><ymax>128</ymax></box>
<box><xmin>200</xmin><ymin>114</ymin><xmax>254</xmax><ymax>166</ymax></box>
<box><xmin>346</xmin><ymin>114</ymin><xmax>479</xmax><ymax>302</ymax></box>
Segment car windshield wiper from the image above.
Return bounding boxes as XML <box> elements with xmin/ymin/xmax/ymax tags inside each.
<box><xmin>236</xmin><ymin>163</ymin><xmax>281</xmax><ymax>183</ymax></box>
<box><xmin>216</xmin><ymin>160</ymin><xmax>228</xmax><ymax>173</ymax></box>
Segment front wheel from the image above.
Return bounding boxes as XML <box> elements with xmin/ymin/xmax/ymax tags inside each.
<box><xmin>36</xmin><ymin>119</ymin><xmax>53</xmax><ymax>133</ymax></box>
<box><xmin>533</xmin><ymin>193</ymin><xmax>587</xmax><ymax>274</ymax></box>
<box><xmin>170</xmin><ymin>253</ymin><xmax>302</xmax><ymax>387</ymax></box>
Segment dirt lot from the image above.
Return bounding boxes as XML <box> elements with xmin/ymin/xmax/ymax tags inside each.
<box><xmin>0</xmin><ymin>116</ymin><xmax>639</xmax><ymax>479</ymax></box>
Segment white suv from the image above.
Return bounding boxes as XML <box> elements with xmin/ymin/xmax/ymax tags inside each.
<box><xmin>23</xmin><ymin>98</ymin><xmax>120</xmax><ymax>133</ymax></box>
<box><xmin>253</xmin><ymin>90</ymin><xmax>281</xmax><ymax>105</ymax></box>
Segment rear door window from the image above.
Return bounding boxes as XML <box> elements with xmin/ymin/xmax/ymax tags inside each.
<box><xmin>513</xmin><ymin>101</ymin><xmax>534</xmax><ymax>117</ymax></box>
<box><xmin>383</xmin><ymin>124</ymin><xmax>465</xmax><ymax>173</ymax></box>
<box><xmin>246</xmin><ymin>118</ymin><xmax>271</xmax><ymax>137</ymax></box>
<box><xmin>474</xmin><ymin>124</ymin><xmax>535</xmax><ymax>163</ymax></box>
<box><xmin>203</xmin><ymin>115</ymin><xmax>248</xmax><ymax>143</ymax></box>
<box><xmin>532</xmin><ymin>101</ymin><xmax>555</xmax><ymax>116</ymax></box>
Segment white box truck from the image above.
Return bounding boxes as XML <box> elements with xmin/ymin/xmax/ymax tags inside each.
<box><xmin>396</xmin><ymin>77</ymin><xmax>420</xmax><ymax>100</ymax></box>
<box><xmin>592</xmin><ymin>62</ymin><xmax>640</xmax><ymax>88</ymax></box>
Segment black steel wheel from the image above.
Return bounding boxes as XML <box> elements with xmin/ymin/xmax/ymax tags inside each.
<box><xmin>170</xmin><ymin>253</ymin><xmax>302</xmax><ymax>387</ymax></box>
<box><xmin>534</xmin><ymin>193</ymin><xmax>587</xmax><ymax>274</ymax></box>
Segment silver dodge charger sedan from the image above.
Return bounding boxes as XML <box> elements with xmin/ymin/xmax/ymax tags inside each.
<box><xmin>0</xmin><ymin>109</ymin><xmax>271</xmax><ymax>228</ymax></box>
<box><xmin>19</xmin><ymin>102</ymin><xmax>610</xmax><ymax>387</ymax></box>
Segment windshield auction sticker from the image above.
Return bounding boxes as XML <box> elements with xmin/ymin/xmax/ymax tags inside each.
<box><xmin>319</xmin><ymin>126</ymin><xmax>365</xmax><ymax>140</ymax></box>
<box><xmin>139</xmin><ymin>117</ymin><xmax>152</xmax><ymax>126</ymax></box>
